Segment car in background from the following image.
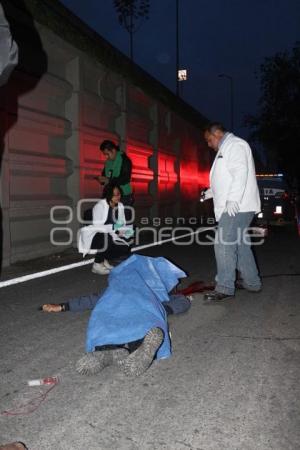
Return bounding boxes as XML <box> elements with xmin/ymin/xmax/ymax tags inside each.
<box><xmin>255</xmin><ymin>173</ymin><xmax>297</xmax><ymax>228</ymax></box>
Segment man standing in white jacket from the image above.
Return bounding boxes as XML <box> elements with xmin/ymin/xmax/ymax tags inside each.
<box><xmin>201</xmin><ymin>122</ymin><xmax>262</xmax><ymax>301</ymax></box>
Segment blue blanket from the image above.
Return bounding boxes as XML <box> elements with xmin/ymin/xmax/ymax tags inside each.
<box><xmin>86</xmin><ymin>255</ymin><xmax>186</xmax><ymax>359</ymax></box>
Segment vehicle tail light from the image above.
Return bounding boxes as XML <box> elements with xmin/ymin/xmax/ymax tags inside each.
<box><xmin>282</xmin><ymin>191</ymin><xmax>289</xmax><ymax>200</ymax></box>
<box><xmin>274</xmin><ymin>191</ymin><xmax>289</xmax><ymax>200</ymax></box>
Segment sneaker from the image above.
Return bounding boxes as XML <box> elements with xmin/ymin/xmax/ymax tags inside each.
<box><xmin>118</xmin><ymin>327</ymin><xmax>164</xmax><ymax>377</ymax></box>
<box><xmin>76</xmin><ymin>348</ymin><xmax>129</xmax><ymax>375</ymax></box>
<box><xmin>103</xmin><ymin>259</ymin><xmax>114</xmax><ymax>270</ymax></box>
<box><xmin>91</xmin><ymin>262</ymin><xmax>110</xmax><ymax>275</ymax></box>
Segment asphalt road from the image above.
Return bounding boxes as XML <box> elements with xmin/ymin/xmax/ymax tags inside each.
<box><xmin>0</xmin><ymin>227</ymin><xmax>299</xmax><ymax>450</ymax></box>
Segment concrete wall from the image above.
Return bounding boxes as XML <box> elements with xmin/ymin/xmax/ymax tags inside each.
<box><xmin>0</xmin><ymin>0</ymin><xmax>211</xmax><ymax>267</ymax></box>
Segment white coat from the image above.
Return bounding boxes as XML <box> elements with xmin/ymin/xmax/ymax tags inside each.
<box><xmin>78</xmin><ymin>199</ymin><xmax>130</xmax><ymax>256</ymax></box>
<box><xmin>207</xmin><ymin>133</ymin><xmax>261</xmax><ymax>221</ymax></box>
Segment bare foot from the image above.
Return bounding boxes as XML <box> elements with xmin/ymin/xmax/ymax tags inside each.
<box><xmin>42</xmin><ymin>304</ymin><xmax>62</xmax><ymax>313</ymax></box>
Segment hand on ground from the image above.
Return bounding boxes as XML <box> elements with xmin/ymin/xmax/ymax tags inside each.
<box><xmin>42</xmin><ymin>304</ymin><xmax>62</xmax><ymax>313</ymax></box>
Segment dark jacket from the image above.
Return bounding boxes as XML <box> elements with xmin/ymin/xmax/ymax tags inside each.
<box><xmin>102</xmin><ymin>153</ymin><xmax>132</xmax><ymax>189</ymax></box>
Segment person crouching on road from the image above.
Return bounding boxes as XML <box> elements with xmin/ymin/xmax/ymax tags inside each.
<box><xmin>78</xmin><ymin>184</ymin><xmax>132</xmax><ymax>275</ymax></box>
<box><xmin>201</xmin><ymin>122</ymin><xmax>262</xmax><ymax>301</ymax></box>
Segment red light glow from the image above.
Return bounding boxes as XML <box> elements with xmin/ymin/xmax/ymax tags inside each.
<box><xmin>126</xmin><ymin>143</ymin><xmax>154</xmax><ymax>200</ymax></box>
<box><xmin>158</xmin><ymin>152</ymin><xmax>178</xmax><ymax>197</ymax></box>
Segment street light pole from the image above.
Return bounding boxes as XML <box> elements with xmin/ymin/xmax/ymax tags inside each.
<box><xmin>218</xmin><ymin>73</ymin><xmax>234</xmax><ymax>131</ymax></box>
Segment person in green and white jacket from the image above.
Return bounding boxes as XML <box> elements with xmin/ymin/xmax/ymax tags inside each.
<box><xmin>97</xmin><ymin>140</ymin><xmax>134</xmax><ymax>208</ymax></box>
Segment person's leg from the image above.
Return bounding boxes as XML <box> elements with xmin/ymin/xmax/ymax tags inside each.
<box><xmin>91</xmin><ymin>233</ymin><xmax>108</xmax><ymax>263</ymax></box>
<box><xmin>163</xmin><ymin>294</ymin><xmax>191</xmax><ymax>315</ymax></box>
<box><xmin>91</xmin><ymin>233</ymin><xmax>112</xmax><ymax>274</ymax></box>
<box><xmin>118</xmin><ymin>328</ymin><xmax>164</xmax><ymax>377</ymax></box>
<box><xmin>76</xmin><ymin>328</ymin><xmax>164</xmax><ymax>377</ymax></box>
<box><xmin>236</xmin><ymin>212</ymin><xmax>262</xmax><ymax>291</ymax></box>
<box><xmin>76</xmin><ymin>348</ymin><xmax>129</xmax><ymax>375</ymax></box>
<box><xmin>93</xmin><ymin>233</ymin><xmax>130</xmax><ymax>262</ymax></box>
<box><xmin>107</xmin><ymin>239</ymin><xmax>131</xmax><ymax>261</ymax></box>
<box><xmin>126</xmin><ymin>339</ymin><xmax>144</xmax><ymax>353</ymax></box>
<box><xmin>214</xmin><ymin>212</ymin><xmax>239</xmax><ymax>296</ymax></box>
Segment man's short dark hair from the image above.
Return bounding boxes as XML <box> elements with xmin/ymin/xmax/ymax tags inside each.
<box><xmin>99</xmin><ymin>140</ymin><xmax>120</xmax><ymax>152</ymax></box>
<box><xmin>203</xmin><ymin>122</ymin><xmax>227</xmax><ymax>134</ymax></box>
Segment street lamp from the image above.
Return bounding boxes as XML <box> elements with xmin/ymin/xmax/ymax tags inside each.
<box><xmin>218</xmin><ymin>73</ymin><xmax>234</xmax><ymax>131</ymax></box>
<box><xmin>178</xmin><ymin>68</ymin><xmax>187</xmax><ymax>97</ymax></box>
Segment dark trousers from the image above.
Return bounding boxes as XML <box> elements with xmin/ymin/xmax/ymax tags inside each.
<box><xmin>121</xmin><ymin>194</ymin><xmax>134</xmax><ymax>222</ymax></box>
<box><xmin>91</xmin><ymin>232</ymin><xmax>130</xmax><ymax>263</ymax></box>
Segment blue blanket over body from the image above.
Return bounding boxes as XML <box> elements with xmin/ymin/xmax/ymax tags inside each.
<box><xmin>86</xmin><ymin>255</ymin><xmax>186</xmax><ymax>359</ymax></box>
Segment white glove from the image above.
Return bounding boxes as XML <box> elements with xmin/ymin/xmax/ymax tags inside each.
<box><xmin>226</xmin><ymin>201</ymin><xmax>240</xmax><ymax>217</ymax></box>
<box><xmin>200</xmin><ymin>188</ymin><xmax>213</xmax><ymax>202</ymax></box>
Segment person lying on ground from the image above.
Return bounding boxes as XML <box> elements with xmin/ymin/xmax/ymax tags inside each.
<box><xmin>41</xmin><ymin>290</ymin><xmax>190</xmax><ymax>316</ymax></box>
<box><xmin>42</xmin><ymin>255</ymin><xmax>188</xmax><ymax>377</ymax></box>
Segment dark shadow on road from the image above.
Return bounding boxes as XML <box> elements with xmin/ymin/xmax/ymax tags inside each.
<box><xmin>0</xmin><ymin>0</ymin><xmax>47</xmax><ymax>273</ymax></box>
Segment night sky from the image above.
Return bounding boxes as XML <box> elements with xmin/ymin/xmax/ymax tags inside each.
<box><xmin>60</xmin><ymin>0</ymin><xmax>300</xmax><ymax>141</ymax></box>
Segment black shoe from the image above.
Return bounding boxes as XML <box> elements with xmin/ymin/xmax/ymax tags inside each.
<box><xmin>203</xmin><ymin>291</ymin><xmax>234</xmax><ymax>302</ymax></box>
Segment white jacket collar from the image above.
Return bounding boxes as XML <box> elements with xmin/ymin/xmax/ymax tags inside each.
<box><xmin>218</xmin><ymin>132</ymin><xmax>234</xmax><ymax>151</ymax></box>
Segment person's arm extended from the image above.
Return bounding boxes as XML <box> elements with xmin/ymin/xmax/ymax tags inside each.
<box><xmin>41</xmin><ymin>293</ymin><xmax>101</xmax><ymax>313</ymax></box>
<box><xmin>162</xmin><ymin>294</ymin><xmax>191</xmax><ymax>315</ymax></box>
<box><xmin>111</xmin><ymin>154</ymin><xmax>132</xmax><ymax>186</ymax></box>
<box><xmin>65</xmin><ymin>293</ymin><xmax>100</xmax><ymax>312</ymax></box>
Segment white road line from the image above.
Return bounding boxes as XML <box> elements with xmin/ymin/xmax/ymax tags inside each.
<box><xmin>0</xmin><ymin>259</ymin><xmax>94</xmax><ymax>288</ymax></box>
<box><xmin>0</xmin><ymin>229</ymin><xmax>209</xmax><ymax>288</ymax></box>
